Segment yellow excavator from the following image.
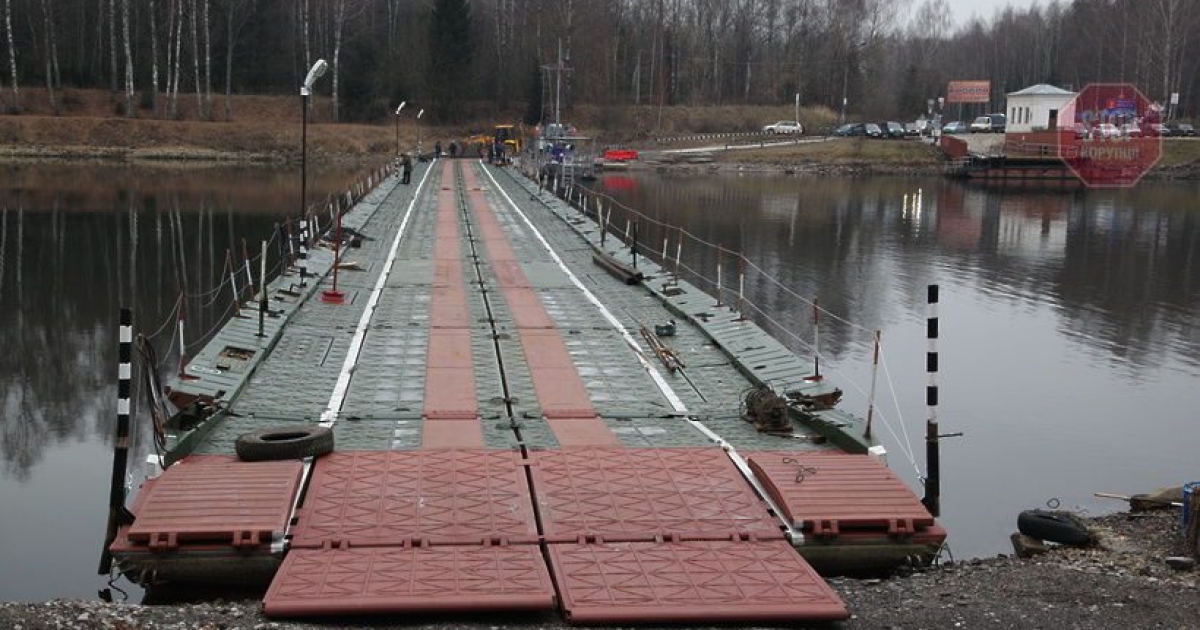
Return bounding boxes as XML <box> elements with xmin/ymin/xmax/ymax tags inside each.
<box><xmin>493</xmin><ymin>124</ymin><xmax>522</xmax><ymax>154</ymax></box>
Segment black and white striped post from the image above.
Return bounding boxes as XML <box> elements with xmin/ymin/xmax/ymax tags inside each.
<box><xmin>631</xmin><ymin>220</ymin><xmax>639</xmax><ymax>269</ymax></box>
<box><xmin>99</xmin><ymin>307</ymin><xmax>136</xmax><ymax>574</ymax></box>
<box><xmin>812</xmin><ymin>297</ymin><xmax>822</xmax><ymax>380</ymax></box>
<box><xmin>298</xmin><ymin>218</ymin><xmax>309</xmax><ymax>287</ymax></box>
<box><xmin>276</xmin><ymin>222</ymin><xmax>289</xmax><ymax>273</ymax></box>
<box><xmin>258</xmin><ymin>239</ymin><xmax>268</xmax><ymax>337</ymax></box>
<box><xmin>241</xmin><ymin>238</ymin><xmax>254</xmax><ymax>299</ymax></box>
<box><xmin>923</xmin><ymin>283</ymin><xmax>950</xmax><ymax>517</ymax></box>
<box><xmin>715</xmin><ymin>246</ymin><xmax>725</xmax><ymax>307</ymax></box>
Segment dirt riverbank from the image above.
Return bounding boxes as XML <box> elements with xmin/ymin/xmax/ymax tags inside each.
<box><xmin>0</xmin><ymin>510</ymin><xmax>1193</xmax><ymax>629</ymax></box>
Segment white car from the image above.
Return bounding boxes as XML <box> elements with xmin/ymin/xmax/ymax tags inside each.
<box><xmin>763</xmin><ymin>120</ymin><xmax>803</xmax><ymax>134</ymax></box>
<box><xmin>970</xmin><ymin>116</ymin><xmax>993</xmax><ymax>133</ymax></box>
<box><xmin>1096</xmin><ymin>123</ymin><xmax>1120</xmax><ymax>139</ymax></box>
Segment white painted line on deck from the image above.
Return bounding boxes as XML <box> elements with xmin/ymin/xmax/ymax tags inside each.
<box><xmin>479</xmin><ymin>162</ymin><xmax>688</xmax><ymax>414</ymax></box>
<box><xmin>320</xmin><ymin>162</ymin><xmax>436</xmax><ymax>426</ymax></box>
<box><xmin>482</xmin><ymin>163</ymin><xmax>799</xmax><ymax>542</ymax></box>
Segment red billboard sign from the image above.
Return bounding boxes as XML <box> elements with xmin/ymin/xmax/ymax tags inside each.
<box><xmin>1058</xmin><ymin>83</ymin><xmax>1162</xmax><ymax>188</ymax></box>
<box><xmin>946</xmin><ymin>81</ymin><xmax>991</xmax><ymax>104</ymax></box>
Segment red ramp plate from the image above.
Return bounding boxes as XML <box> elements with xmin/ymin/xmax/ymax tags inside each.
<box><xmin>746</xmin><ymin>451</ymin><xmax>934</xmax><ymax>536</ymax></box>
<box><xmin>290</xmin><ymin>450</ymin><xmax>539</xmax><ymax>547</ymax></box>
<box><xmin>264</xmin><ymin>545</ymin><xmax>556</xmax><ymax>617</ymax></box>
<box><xmin>126</xmin><ymin>456</ymin><xmax>302</xmax><ymax>549</ymax></box>
<box><xmin>531</xmin><ymin>448</ymin><xmax>781</xmax><ymax>541</ymax></box>
<box><xmin>547</xmin><ymin>539</ymin><xmax>847</xmax><ymax>624</ymax></box>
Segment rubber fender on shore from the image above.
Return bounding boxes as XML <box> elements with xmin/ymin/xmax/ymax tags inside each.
<box><xmin>1017</xmin><ymin>509</ymin><xmax>1093</xmax><ymax>546</ymax></box>
<box><xmin>234</xmin><ymin>426</ymin><xmax>334</xmax><ymax>462</ymax></box>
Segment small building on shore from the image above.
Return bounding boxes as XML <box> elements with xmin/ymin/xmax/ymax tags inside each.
<box><xmin>1005</xmin><ymin>84</ymin><xmax>1076</xmax><ymax>133</ymax></box>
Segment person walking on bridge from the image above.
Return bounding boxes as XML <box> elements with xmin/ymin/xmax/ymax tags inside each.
<box><xmin>400</xmin><ymin>153</ymin><xmax>413</xmax><ymax>184</ymax></box>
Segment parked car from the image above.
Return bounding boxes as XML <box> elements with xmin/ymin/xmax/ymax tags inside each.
<box><xmin>881</xmin><ymin>121</ymin><xmax>906</xmax><ymax>138</ymax></box>
<box><xmin>763</xmin><ymin>120</ymin><xmax>804</xmax><ymax>134</ymax></box>
<box><xmin>1119</xmin><ymin>123</ymin><xmax>1143</xmax><ymax>138</ymax></box>
<box><xmin>1165</xmin><ymin>122</ymin><xmax>1195</xmax><ymax>137</ymax></box>
<box><xmin>1144</xmin><ymin>123</ymin><xmax>1170</xmax><ymax>137</ymax></box>
<box><xmin>864</xmin><ymin>123</ymin><xmax>884</xmax><ymax>138</ymax></box>
<box><xmin>834</xmin><ymin>123</ymin><xmax>866</xmax><ymax>137</ymax></box>
<box><xmin>1095</xmin><ymin>123</ymin><xmax>1120</xmax><ymax>139</ymax></box>
<box><xmin>970</xmin><ymin>116</ymin><xmax>993</xmax><ymax>133</ymax></box>
<box><xmin>987</xmin><ymin>113</ymin><xmax>1007</xmax><ymax>133</ymax></box>
<box><xmin>904</xmin><ymin>122</ymin><xmax>921</xmax><ymax>137</ymax></box>
<box><xmin>1073</xmin><ymin>122</ymin><xmax>1092</xmax><ymax>139</ymax></box>
<box><xmin>942</xmin><ymin>120</ymin><xmax>969</xmax><ymax>134</ymax></box>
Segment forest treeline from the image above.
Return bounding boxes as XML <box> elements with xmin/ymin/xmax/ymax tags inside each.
<box><xmin>0</xmin><ymin>0</ymin><xmax>1195</xmax><ymax>125</ymax></box>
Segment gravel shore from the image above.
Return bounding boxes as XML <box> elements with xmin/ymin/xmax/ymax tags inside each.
<box><xmin>2</xmin><ymin>510</ymin><xmax>1194</xmax><ymax>630</ymax></box>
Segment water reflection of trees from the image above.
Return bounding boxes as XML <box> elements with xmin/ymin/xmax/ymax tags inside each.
<box><xmin>599</xmin><ymin>174</ymin><xmax>1200</xmax><ymax>376</ymax></box>
<box><xmin>0</xmin><ymin>187</ymin><xmax>283</xmax><ymax>480</ymax></box>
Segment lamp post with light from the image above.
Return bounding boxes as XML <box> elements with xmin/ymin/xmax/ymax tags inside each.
<box><xmin>416</xmin><ymin>108</ymin><xmax>425</xmax><ymax>157</ymax></box>
<box><xmin>298</xmin><ymin>59</ymin><xmax>328</xmax><ymax>288</ymax></box>
<box><xmin>394</xmin><ymin>101</ymin><xmax>406</xmax><ymax>159</ymax></box>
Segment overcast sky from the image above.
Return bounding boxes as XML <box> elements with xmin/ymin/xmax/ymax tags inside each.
<box><xmin>948</xmin><ymin>0</ymin><xmax>1039</xmax><ymax>26</ymax></box>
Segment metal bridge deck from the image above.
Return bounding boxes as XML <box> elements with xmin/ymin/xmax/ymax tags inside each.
<box><xmin>124</xmin><ymin>160</ymin><xmax>903</xmax><ymax>623</ymax></box>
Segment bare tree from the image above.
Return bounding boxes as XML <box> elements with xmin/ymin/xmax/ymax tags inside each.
<box><xmin>224</xmin><ymin>0</ymin><xmax>251</xmax><ymax>121</ymax></box>
<box><xmin>170</xmin><ymin>0</ymin><xmax>184</xmax><ymax>117</ymax></box>
<box><xmin>149</xmin><ymin>0</ymin><xmax>160</xmax><ymax>116</ymax></box>
<box><xmin>201</xmin><ymin>0</ymin><xmax>210</xmax><ymax>119</ymax></box>
<box><xmin>189</xmin><ymin>0</ymin><xmax>201</xmax><ymax>117</ymax></box>
<box><xmin>5</xmin><ymin>0</ymin><xmax>19</xmax><ymax>110</ymax></box>
<box><xmin>332</xmin><ymin>0</ymin><xmax>346</xmax><ymax>122</ymax></box>
<box><xmin>40</xmin><ymin>0</ymin><xmax>58</xmax><ymax>113</ymax></box>
<box><xmin>108</xmin><ymin>0</ymin><xmax>116</xmax><ymax>91</ymax></box>
<box><xmin>122</xmin><ymin>0</ymin><xmax>133</xmax><ymax>115</ymax></box>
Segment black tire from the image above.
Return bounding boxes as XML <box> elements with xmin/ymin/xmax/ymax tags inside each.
<box><xmin>1017</xmin><ymin>509</ymin><xmax>1092</xmax><ymax>546</ymax></box>
<box><xmin>234</xmin><ymin>426</ymin><xmax>334</xmax><ymax>462</ymax></box>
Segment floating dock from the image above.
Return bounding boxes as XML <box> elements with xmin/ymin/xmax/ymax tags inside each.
<box><xmin>111</xmin><ymin>159</ymin><xmax>944</xmax><ymax>624</ymax></box>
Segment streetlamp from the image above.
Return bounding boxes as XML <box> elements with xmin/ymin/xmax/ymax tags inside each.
<box><xmin>299</xmin><ymin>59</ymin><xmax>331</xmax><ymax>299</ymax></box>
<box><xmin>394</xmin><ymin>101</ymin><xmax>406</xmax><ymax>159</ymax></box>
<box><xmin>416</xmin><ymin>108</ymin><xmax>425</xmax><ymax>158</ymax></box>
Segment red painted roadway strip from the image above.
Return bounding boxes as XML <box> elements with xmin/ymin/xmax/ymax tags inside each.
<box><xmin>460</xmin><ymin>165</ymin><xmax>619</xmax><ymax>447</ymax></box>
<box><xmin>423</xmin><ymin>162</ymin><xmax>483</xmax><ymax>447</ymax></box>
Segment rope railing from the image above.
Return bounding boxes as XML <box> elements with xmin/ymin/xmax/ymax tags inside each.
<box><xmin>135</xmin><ymin>161</ymin><xmax>396</xmax><ymax>386</ymax></box>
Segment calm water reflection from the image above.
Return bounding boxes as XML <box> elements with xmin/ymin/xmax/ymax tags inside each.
<box><xmin>2</xmin><ymin>164</ymin><xmax>1199</xmax><ymax>601</ymax></box>
<box><xmin>0</xmin><ymin>162</ymin><xmax>368</xmax><ymax>601</ymax></box>
<box><xmin>597</xmin><ymin>171</ymin><xmax>1200</xmax><ymax>563</ymax></box>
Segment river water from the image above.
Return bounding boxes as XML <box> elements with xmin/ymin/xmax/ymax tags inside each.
<box><xmin>2</xmin><ymin>163</ymin><xmax>1198</xmax><ymax>601</ymax></box>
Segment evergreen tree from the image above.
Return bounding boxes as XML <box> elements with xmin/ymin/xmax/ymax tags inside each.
<box><xmin>427</xmin><ymin>0</ymin><xmax>473</xmax><ymax>121</ymax></box>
